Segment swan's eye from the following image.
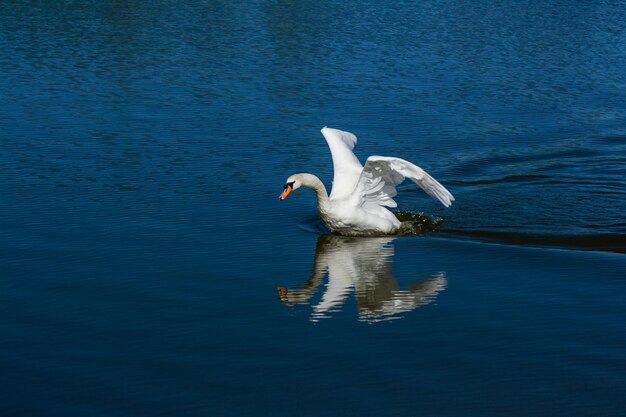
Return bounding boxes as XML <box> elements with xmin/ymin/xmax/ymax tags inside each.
<box><xmin>284</xmin><ymin>181</ymin><xmax>294</xmax><ymax>190</ymax></box>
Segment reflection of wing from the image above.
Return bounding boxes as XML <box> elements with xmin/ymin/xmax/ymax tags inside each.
<box><xmin>321</xmin><ymin>127</ymin><xmax>363</xmax><ymax>200</ymax></box>
<box><xmin>352</xmin><ymin>156</ymin><xmax>454</xmax><ymax>209</ymax></box>
<box><xmin>355</xmin><ymin>272</ymin><xmax>447</xmax><ymax>323</ymax></box>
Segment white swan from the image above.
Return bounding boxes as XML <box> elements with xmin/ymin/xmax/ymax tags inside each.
<box><xmin>279</xmin><ymin>127</ymin><xmax>455</xmax><ymax>235</ymax></box>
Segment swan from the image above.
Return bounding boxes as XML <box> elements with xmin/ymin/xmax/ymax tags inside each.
<box><xmin>279</xmin><ymin>127</ymin><xmax>455</xmax><ymax>236</ymax></box>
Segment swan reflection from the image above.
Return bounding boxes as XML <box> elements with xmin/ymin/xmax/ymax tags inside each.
<box><xmin>277</xmin><ymin>235</ymin><xmax>447</xmax><ymax>322</ymax></box>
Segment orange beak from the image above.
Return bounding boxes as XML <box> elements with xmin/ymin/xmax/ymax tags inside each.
<box><xmin>279</xmin><ymin>185</ymin><xmax>293</xmax><ymax>200</ymax></box>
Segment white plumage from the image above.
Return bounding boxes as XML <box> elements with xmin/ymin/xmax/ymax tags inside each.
<box><xmin>279</xmin><ymin>127</ymin><xmax>454</xmax><ymax>235</ymax></box>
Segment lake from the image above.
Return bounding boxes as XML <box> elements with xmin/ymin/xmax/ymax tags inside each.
<box><xmin>1</xmin><ymin>1</ymin><xmax>625</xmax><ymax>416</ymax></box>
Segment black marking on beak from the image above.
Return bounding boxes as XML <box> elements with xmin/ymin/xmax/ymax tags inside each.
<box><xmin>279</xmin><ymin>181</ymin><xmax>295</xmax><ymax>200</ymax></box>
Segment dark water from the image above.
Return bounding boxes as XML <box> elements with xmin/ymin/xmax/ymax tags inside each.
<box><xmin>2</xmin><ymin>1</ymin><xmax>626</xmax><ymax>416</ymax></box>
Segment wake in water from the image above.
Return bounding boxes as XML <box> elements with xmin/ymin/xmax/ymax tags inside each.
<box><xmin>298</xmin><ymin>212</ymin><xmax>626</xmax><ymax>253</ymax></box>
<box><xmin>438</xmin><ymin>228</ymin><xmax>626</xmax><ymax>254</ymax></box>
<box><xmin>437</xmin><ymin>135</ymin><xmax>626</xmax><ymax>254</ymax></box>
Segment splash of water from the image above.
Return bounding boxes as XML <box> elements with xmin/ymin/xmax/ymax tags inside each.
<box><xmin>393</xmin><ymin>211</ymin><xmax>445</xmax><ymax>236</ymax></box>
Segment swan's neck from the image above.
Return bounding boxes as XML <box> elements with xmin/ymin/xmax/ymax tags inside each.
<box><xmin>299</xmin><ymin>173</ymin><xmax>331</xmax><ymax>213</ymax></box>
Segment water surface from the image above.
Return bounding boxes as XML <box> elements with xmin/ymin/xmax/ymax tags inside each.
<box><xmin>1</xmin><ymin>1</ymin><xmax>625</xmax><ymax>416</ymax></box>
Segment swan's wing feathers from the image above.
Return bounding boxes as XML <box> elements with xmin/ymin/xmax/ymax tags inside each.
<box><xmin>322</xmin><ymin>126</ymin><xmax>357</xmax><ymax>150</ymax></box>
<box><xmin>321</xmin><ymin>127</ymin><xmax>363</xmax><ymax>199</ymax></box>
<box><xmin>411</xmin><ymin>165</ymin><xmax>456</xmax><ymax>207</ymax></box>
<box><xmin>354</xmin><ymin>156</ymin><xmax>454</xmax><ymax>208</ymax></box>
<box><xmin>357</xmin><ymin>159</ymin><xmax>401</xmax><ymax>208</ymax></box>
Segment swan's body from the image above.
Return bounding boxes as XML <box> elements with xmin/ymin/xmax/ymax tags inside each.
<box><xmin>280</xmin><ymin>127</ymin><xmax>454</xmax><ymax>236</ymax></box>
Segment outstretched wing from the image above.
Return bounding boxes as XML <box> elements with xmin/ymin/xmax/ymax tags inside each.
<box><xmin>352</xmin><ymin>156</ymin><xmax>454</xmax><ymax>209</ymax></box>
<box><xmin>320</xmin><ymin>127</ymin><xmax>363</xmax><ymax>199</ymax></box>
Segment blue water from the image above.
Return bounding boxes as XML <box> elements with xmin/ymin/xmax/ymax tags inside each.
<box><xmin>2</xmin><ymin>1</ymin><xmax>626</xmax><ymax>416</ymax></box>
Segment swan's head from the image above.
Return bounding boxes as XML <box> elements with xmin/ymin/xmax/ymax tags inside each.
<box><xmin>279</xmin><ymin>174</ymin><xmax>302</xmax><ymax>200</ymax></box>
